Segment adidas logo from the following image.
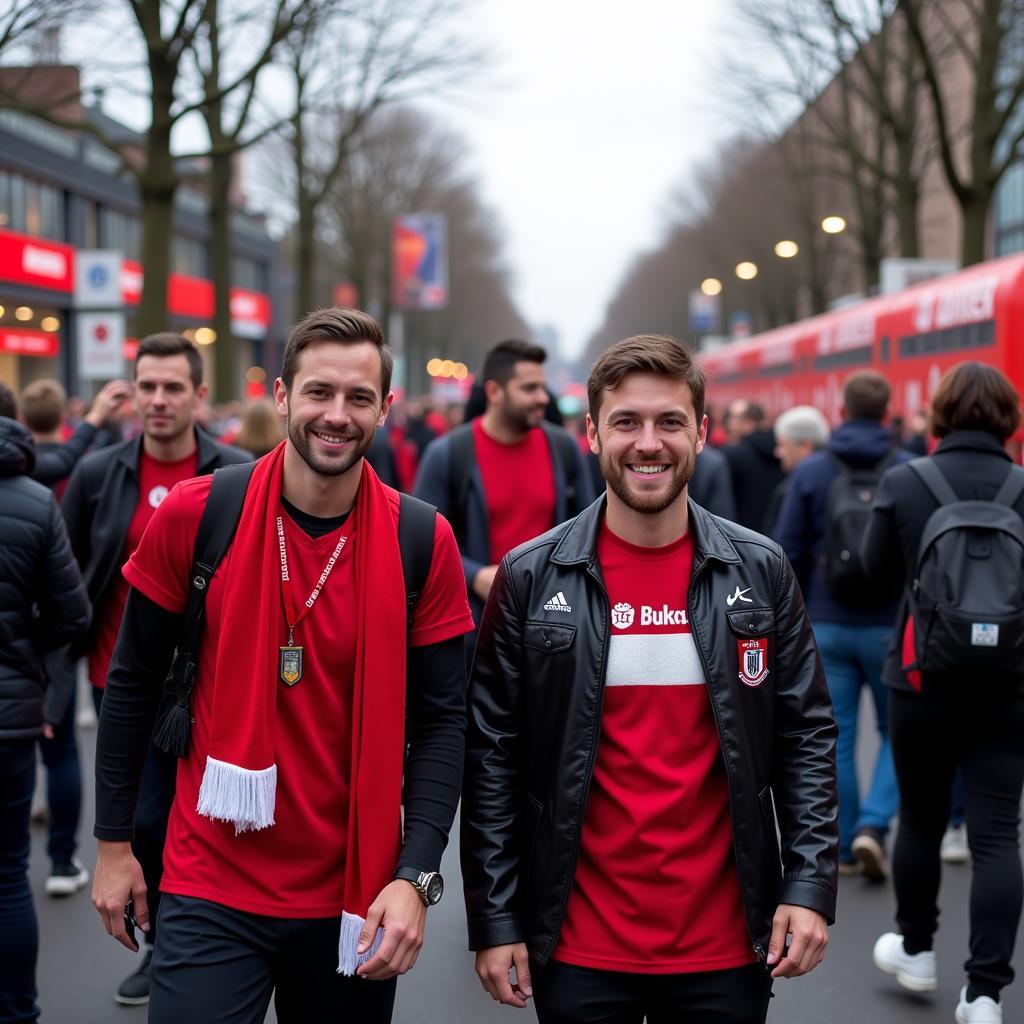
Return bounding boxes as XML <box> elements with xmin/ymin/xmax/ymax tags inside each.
<box><xmin>543</xmin><ymin>591</ymin><xmax>572</xmax><ymax>613</ymax></box>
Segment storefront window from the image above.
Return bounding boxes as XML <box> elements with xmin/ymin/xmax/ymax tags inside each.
<box><xmin>0</xmin><ymin>169</ymin><xmax>65</xmax><ymax>240</ymax></box>
<box><xmin>99</xmin><ymin>206</ymin><xmax>140</xmax><ymax>260</ymax></box>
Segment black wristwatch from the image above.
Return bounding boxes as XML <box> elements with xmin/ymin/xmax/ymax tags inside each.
<box><xmin>393</xmin><ymin>867</ymin><xmax>444</xmax><ymax>906</ymax></box>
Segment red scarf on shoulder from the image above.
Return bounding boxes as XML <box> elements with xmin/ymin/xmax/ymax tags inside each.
<box><xmin>195</xmin><ymin>441</ymin><xmax>405</xmax><ymax>973</ymax></box>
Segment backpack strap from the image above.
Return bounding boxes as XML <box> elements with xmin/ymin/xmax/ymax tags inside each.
<box><xmin>542</xmin><ymin>422</ymin><xmax>579</xmax><ymax>512</ymax></box>
<box><xmin>398</xmin><ymin>492</ymin><xmax>437</xmax><ymax>631</ymax></box>
<box><xmin>446</xmin><ymin>423</ymin><xmax>475</xmax><ymax>546</ymax></box>
<box><xmin>908</xmin><ymin>457</ymin><xmax>959</xmax><ymax>507</ymax></box>
<box><xmin>994</xmin><ymin>465</ymin><xmax>1024</xmax><ymax>510</ymax></box>
<box><xmin>153</xmin><ymin>461</ymin><xmax>257</xmax><ymax>757</ymax></box>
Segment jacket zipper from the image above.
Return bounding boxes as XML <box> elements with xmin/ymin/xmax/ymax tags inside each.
<box><xmin>687</xmin><ymin>554</ymin><xmax>766</xmax><ymax>963</ymax></box>
<box><xmin>541</xmin><ymin>557</ymin><xmax>610</xmax><ymax>964</ymax></box>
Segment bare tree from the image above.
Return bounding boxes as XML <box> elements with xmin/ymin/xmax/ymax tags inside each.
<box><xmin>275</xmin><ymin>0</ymin><xmax>482</xmax><ymax>316</ymax></box>
<box><xmin>0</xmin><ymin>0</ymin><xmax>306</xmax><ymax>340</ymax></box>
<box><xmin>190</xmin><ymin>0</ymin><xmax>319</xmax><ymax>399</ymax></box>
<box><xmin>900</xmin><ymin>0</ymin><xmax>1024</xmax><ymax>264</ymax></box>
<box><xmin>315</xmin><ymin>105</ymin><xmax>529</xmax><ymax>391</ymax></box>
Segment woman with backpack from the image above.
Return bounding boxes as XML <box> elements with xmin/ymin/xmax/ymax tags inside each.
<box><xmin>861</xmin><ymin>361</ymin><xmax>1024</xmax><ymax>1024</ymax></box>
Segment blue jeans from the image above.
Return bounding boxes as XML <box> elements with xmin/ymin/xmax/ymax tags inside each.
<box><xmin>38</xmin><ymin>676</ymin><xmax>82</xmax><ymax>864</ymax></box>
<box><xmin>813</xmin><ymin>622</ymin><xmax>900</xmax><ymax>861</ymax></box>
<box><xmin>0</xmin><ymin>740</ymin><xmax>39</xmax><ymax>1023</ymax></box>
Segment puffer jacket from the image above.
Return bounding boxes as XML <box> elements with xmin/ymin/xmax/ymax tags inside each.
<box><xmin>0</xmin><ymin>418</ymin><xmax>90</xmax><ymax>740</ymax></box>
<box><xmin>462</xmin><ymin>496</ymin><xmax>838</xmax><ymax>965</ymax></box>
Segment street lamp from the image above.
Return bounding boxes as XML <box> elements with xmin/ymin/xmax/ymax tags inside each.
<box><xmin>700</xmin><ymin>277</ymin><xmax>723</xmax><ymax>296</ymax></box>
<box><xmin>821</xmin><ymin>215</ymin><xmax>847</xmax><ymax>235</ymax></box>
<box><xmin>774</xmin><ymin>240</ymin><xmax>799</xmax><ymax>258</ymax></box>
<box><xmin>735</xmin><ymin>261</ymin><xmax>759</xmax><ymax>280</ymax></box>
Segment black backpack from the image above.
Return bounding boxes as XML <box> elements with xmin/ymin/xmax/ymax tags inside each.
<box><xmin>822</xmin><ymin>450</ymin><xmax>896</xmax><ymax>604</ymax></box>
<box><xmin>907</xmin><ymin>458</ymin><xmax>1024</xmax><ymax>676</ymax></box>
<box><xmin>153</xmin><ymin>462</ymin><xmax>436</xmax><ymax>757</ymax></box>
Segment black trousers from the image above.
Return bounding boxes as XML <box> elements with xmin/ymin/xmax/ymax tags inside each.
<box><xmin>889</xmin><ymin>684</ymin><xmax>1024</xmax><ymax>999</ymax></box>
<box><xmin>532</xmin><ymin>960</ymin><xmax>773</xmax><ymax>1024</ymax></box>
<box><xmin>149</xmin><ymin>894</ymin><xmax>397</xmax><ymax>1024</ymax></box>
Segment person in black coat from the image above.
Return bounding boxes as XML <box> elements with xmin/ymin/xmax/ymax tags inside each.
<box><xmin>0</xmin><ymin>397</ymin><xmax>91</xmax><ymax>1024</ymax></box>
<box><xmin>721</xmin><ymin>399</ymin><xmax>785</xmax><ymax>532</ymax></box>
<box><xmin>860</xmin><ymin>362</ymin><xmax>1024</xmax><ymax>1021</ymax></box>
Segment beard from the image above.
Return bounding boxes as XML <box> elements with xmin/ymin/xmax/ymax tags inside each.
<box><xmin>598</xmin><ymin>443</ymin><xmax>696</xmax><ymax>515</ymax></box>
<box><xmin>288</xmin><ymin>416</ymin><xmax>374</xmax><ymax>477</ymax></box>
<box><xmin>500</xmin><ymin>397</ymin><xmax>547</xmax><ymax>434</ymax></box>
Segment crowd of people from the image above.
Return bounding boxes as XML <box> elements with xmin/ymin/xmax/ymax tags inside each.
<box><xmin>0</xmin><ymin>313</ymin><xmax>1022</xmax><ymax>1024</ymax></box>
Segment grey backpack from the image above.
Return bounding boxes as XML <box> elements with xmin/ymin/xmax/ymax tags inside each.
<box><xmin>907</xmin><ymin>458</ymin><xmax>1024</xmax><ymax>675</ymax></box>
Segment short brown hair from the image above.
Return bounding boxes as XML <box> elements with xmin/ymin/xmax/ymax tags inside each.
<box><xmin>843</xmin><ymin>370</ymin><xmax>890</xmax><ymax>421</ymax></box>
<box><xmin>20</xmin><ymin>378</ymin><xmax>66</xmax><ymax>433</ymax></box>
<box><xmin>282</xmin><ymin>308</ymin><xmax>392</xmax><ymax>396</ymax></box>
<box><xmin>930</xmin><ymin>362</ymin><xmax>1021</xmax><ymax>442</ymax></box>
<box><xmin>136</xmin><ymin>332</ymin><xmax>203</xmax><ymax>389</ymax></box>
<box><xmin>588</xmin><ymin>334</ymin><xmax>706</xmax><ymax>425</ymax></box>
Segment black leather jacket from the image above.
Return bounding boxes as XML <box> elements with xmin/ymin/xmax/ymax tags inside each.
<box><xmin>462</xmin><ymin>496</ymin><xmax>838</xmax><ymax>965</ymax></box>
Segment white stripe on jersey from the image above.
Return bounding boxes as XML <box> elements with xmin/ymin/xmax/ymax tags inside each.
<box><xmin>605</xmin><ymin>632</ymin><xmax>707</xmax><ymax>688</ymax></box>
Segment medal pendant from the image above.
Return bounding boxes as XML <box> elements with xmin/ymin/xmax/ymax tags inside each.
<box><xmin>279</xmin><ymin>645</ymin><xmax>303</xmax><ymax>686</ymax></box>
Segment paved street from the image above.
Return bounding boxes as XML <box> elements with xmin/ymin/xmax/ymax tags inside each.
<box><xmin>30</xmin><ymin>685</ymin><xmax>1022</xmax><ymax>1024</ymax></box>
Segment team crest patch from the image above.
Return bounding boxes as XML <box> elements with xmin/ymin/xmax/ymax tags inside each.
<box><xmin>738</xmin><ymin>637</ymin><xmax>769</xmax><ymax>687</ymax></box>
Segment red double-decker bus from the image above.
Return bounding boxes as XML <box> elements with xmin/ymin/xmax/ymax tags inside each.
<box><xmin>698</xmin><ymin>253</ymin><xmax>1024</xmax><ymax>424</ymax></box>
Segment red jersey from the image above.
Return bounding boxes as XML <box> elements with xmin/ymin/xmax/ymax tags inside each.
<box><xmin>88</xmin><ymin>448</ymin><xmax>198</xmax><ymax>688</ymax></box>
<box><xmin>123</xmin><ymin>476</ymin><xmax>474</xmax><ymax>918</ymax></box>
<box><xmin>553</xmin><ymin>522</ymin><xmax>754</xmax><ymax>974</ymax></box>
<box><xmin>473</xmin><ymin>419</ymin><xmax>555</xmax><ymax>563</ymax></box>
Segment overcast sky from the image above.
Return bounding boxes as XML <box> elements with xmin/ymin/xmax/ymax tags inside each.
<box><xmin>436</xmin><ymin>0</ymin><xmax>729</xmax><ymax>359</ymax></box>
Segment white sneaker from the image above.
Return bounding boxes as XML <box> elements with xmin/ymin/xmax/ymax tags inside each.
<box><xmin>956</xmin><ymin>986</ymin><xmax>1002</xmax><ymax>1023</ymax></box>
<box><xmin>872</xmin><ymin>932</ymin><xmax>937</xmax><ymax>992</ymax></box>
<box><xmin>942</xmin><ymin>824</ymin><xmax>970</xmax><ymax>864</ymax></box>
<box><xmin>45</xmin><ymin>856</ymin><xmax>90</xmax><ymax>896</ymax></box>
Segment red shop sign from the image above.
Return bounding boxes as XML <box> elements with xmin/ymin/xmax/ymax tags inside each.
<box><xmin>0</xmin><ymin>328</ymin><xmax>59</xmax><ymax>357</ymax></box>
<box><xmin>121</xmin><ymin>261</ymin><xmax>270</xmax><ymax>331</ymax></box>
<box><xmin>0</xmin><ymin>228</ymin><xmax>74</xmax><ymax>293</ymax></box>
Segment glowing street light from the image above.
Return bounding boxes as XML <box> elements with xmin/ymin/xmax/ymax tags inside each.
<box><xmin>426</xmin><ymin>357</ymin><xmax>444</xmax><ymax>377</ymax></box>
<box><xmin>774</xmin><ymin>240</ymin><xmax>799</xmax><ymax>258</ymax></box>
<box><xmin>821</xmin><ymin>215</ymin><xmax>847</xmax><ymax>235</ymax></box>
<box><xmin>735</xmin><ymin>261</ymin><xmax>759</xmax><ymax>281</ymax></box>
<box><xmin>700</xmin><ymin>277</ymin><xmax>723</xmax><ymax>297</ymax></box>
<box><xmin>194</xmin><ymin>326</ymin><xmax>217</xmax><ymax>346</ymax></box>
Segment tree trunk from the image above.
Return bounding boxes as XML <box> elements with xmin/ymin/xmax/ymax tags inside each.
<box><xmin>895</xmin><ymin>158</ymin><xmax>920</xmax><ymax>258</ymax></box>
<box><xmin>208</xmin><ymin>150</ymin><xmax>235</xmax><ymax>402</ymax></box>
<box><xmin>297</xmin><ymin>186</ymin><xmax>317</xmax><ymax>317</ymax></box>
<box><xmin>137</xmin><ymin>59</ymin><xmax>178</xmax><ymax>336</ymax></box>
<box><xmin>961</xmin><ymin>191</ymin><xmax>990</xmax><ymax>266</ymax></box>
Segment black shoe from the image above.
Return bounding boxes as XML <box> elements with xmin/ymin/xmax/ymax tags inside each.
<box><xmin>45</xmin><ymin>857</ymin><xmax>90</xmax><ymax>897</ymax></box>
<box><xmin>115</xmin><ymin>947</ymin><xmax>153</xmax><ymax>1006</ymax></box>
<box><xmin>852</xmin><ymin>827</ymin><xmax>888</xmax><ymax>881</ymax></box>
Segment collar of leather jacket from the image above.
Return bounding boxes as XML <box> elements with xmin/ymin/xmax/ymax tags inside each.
<box><xmin>550</xmin><ymin>493</ymin><xmax>743</xmax><ymax>567</ymax></box>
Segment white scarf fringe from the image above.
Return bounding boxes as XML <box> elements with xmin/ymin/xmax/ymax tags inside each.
<box><xmin>337</xmin><ymin>910</ymin><xmax>384</xmax><ymax>976</ymax></box>
<box><xmin>196</xmin><ymin>756</ymin><xmax>277</xmax><ymax>834</ymax></box>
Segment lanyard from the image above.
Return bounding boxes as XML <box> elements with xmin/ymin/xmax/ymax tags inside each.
<box><xmin>276</xmin><ymin>515</ymin><xmax>349</xmax><ymax>645</ymax></box>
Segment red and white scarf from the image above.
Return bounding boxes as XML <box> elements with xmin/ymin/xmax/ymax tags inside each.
<box><xmin>195</xmin><ymin>442</ymin><xmax>407</xmax><ymax>973</ymax></box>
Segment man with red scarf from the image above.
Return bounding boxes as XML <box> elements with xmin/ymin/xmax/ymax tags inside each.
<box><xmin>91</xmin><ymin>309</ymin><xmax>474</xmax><ymax>1023</ymax></box>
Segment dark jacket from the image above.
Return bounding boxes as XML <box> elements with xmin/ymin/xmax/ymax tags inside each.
<box><xmin>723</xmin><ymin>429</ymin><xmax>785</xmax><ymax>532</ymax></box>
<box><xmin>462</xmin><ymin>496</ymin><xmax>838</xmax><ymax>964</ymax></box>
<box><xmin>860</xmin><ymin>429</ymin><xmax>1024</xmax><ymax>689</ymax></box>
<box><xmin>61</xmin><ymin>428</ymin><xmax>251</xmax><ymax>654</ymax></box>
<box><xmin>31</xmin><ymin>421</ymin><xmax>99</xmax><ymax>489</ymax></box>
<box><xmin>773</xmin><ymin>419</ymin><xmax>913</xmax><ymax>625</ymax></box>
<box><xmin>413</xmin><ymin>421</ymin><xmax>595</xmax><ymax>623</ymax></box>
<box><xmin>689</xmin><ymin>444</ymin><xmax>737</xmax><ymax>520</ymax></box>
<box><xmin>0</xmin><ymin>418</ymin><xmax>90</xmax><ymax>740</ymax></box>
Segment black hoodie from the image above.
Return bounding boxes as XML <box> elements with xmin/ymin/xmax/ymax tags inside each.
<box><xmin>722</xmin><ymin>428</ymin><xmax>786</xmax><ymax>532</ymax></box>
<box><xmin>0</xmin><ymin>417</ymin><xmax>90</xmax><ymax>739</ymax></box>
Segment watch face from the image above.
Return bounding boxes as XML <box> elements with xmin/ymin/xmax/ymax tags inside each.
<box><xmin>425</xmin><ymin>874</ymin><xmax>444</xmax><ymax>904</ymax></box>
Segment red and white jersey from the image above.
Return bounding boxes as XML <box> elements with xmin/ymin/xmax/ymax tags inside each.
<box><xmin>553</xmin><ymin>520</ymin><xmax>754</xmax><ymax>974</ymax></box>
